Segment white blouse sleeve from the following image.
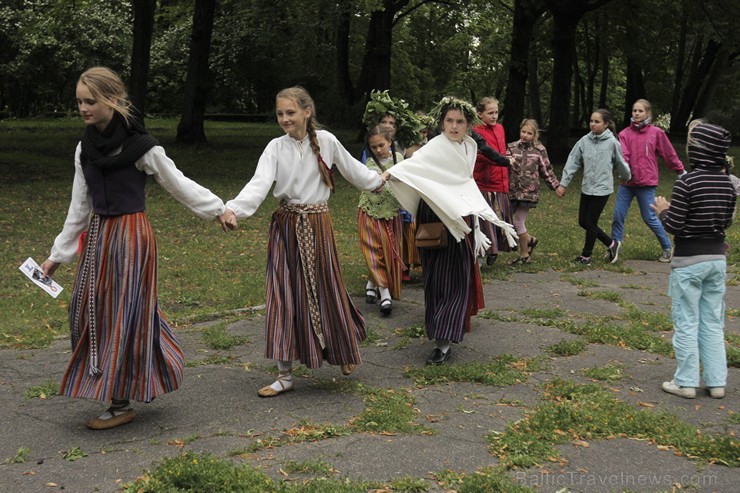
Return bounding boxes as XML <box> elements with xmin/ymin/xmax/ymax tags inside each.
<box><xmin>328</xmin><ymin>134</ymin><xmax>382</xmax><ymax>191</ymax></box>
<box><xmin>138</xmin><ymin>146</ymin><xmax>226</xmax><ymax>219</ymax></box>
<box><xmin>225</xmin><ymin>142</ymin><xmax>277</xmax><ymax>218</ymax></box>
<box><xmin>49</xmin><ymin>144</ymin><xmax>93</xmax><ymax>264</ymax></box>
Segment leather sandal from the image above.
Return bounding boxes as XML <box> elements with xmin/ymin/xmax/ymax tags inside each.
<box><xmin>527</xmin><ymin>237</ymin><xmax>539</xmax><ymax>256</ymax></box>
<box><xmin>87</xmin><ymin>408</ymin><xmax>136</xmax><ymax>430</ymax></box>
<box><xmin>341</xmin><ymin>364</ymin><xmax>355</xmax><ymax>376</ymax></box>
<box><xmin>257</xmin><ymin>373</ymin><xmax>294</xmax><ymax>398</ymax></box>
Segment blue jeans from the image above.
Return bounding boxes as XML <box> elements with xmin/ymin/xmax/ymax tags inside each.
<box><xmin>668</xmin><ymin>260</ymin><xmax>727</xmax><ymax>388</ymax></box>
<box><xmin>611</xmin><ymin>185</ymin><xmax>672</xmax><ymax>250</ymax></box>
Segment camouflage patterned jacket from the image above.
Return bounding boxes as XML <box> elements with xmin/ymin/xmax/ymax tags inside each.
<box><xmin>507</xmin><ymin>140</ymin><xmax>559</xmax><ymax>204</ymax></box>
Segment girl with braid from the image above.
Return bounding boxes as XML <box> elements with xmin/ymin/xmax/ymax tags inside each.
<box><xmin>358</xmin><ymin>125</ymin><xmax>405</xmax><ymax>316</ymax></box>
<box><xmin>40</xmin><ymin>67</ymin><xmax>231</xmax><ymax>429</ymax></box>
<box><xmin>222</xmin><ymin>86</ymin><xmax>384</xmax><ymax>397</ymax></box>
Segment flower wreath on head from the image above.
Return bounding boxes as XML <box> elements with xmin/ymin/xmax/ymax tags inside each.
<box><xmin>362</xmin><ymin>90</ymin><xmax>425</xmax><ymax>149</ymax></box>
<box><xmin>428</xmin><ymin>96</ymin><xmax>480</xmax><ymax>131</ymax></box>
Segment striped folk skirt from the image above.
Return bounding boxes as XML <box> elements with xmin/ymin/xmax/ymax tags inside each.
<box><xmin>417</xmin><ymin>201</ymin><xmax>484</xmax><ymax>342</ymax></box>
<box><xmin>60</xmin><ymin>213</ymin><xmax>183</xmax><ymax>403</ymax></box>
<box><xmin>479</xmin><ymin>191</ymin><xmax>513</xmax><ymax>254</ymax></box>
<box><xmin>265</xmin><ymin>202</ymin><xmax>366</xmax><ymax>369</ymax></box>
<box><xmin>357</xmin><ymin>209</ymin><xmax>404</xmax><ymax>299</ymax></box>
<box><xmin>402</xmin><ymin>219</ymin><xmax>421</xmax><ymax>266</ymax></box>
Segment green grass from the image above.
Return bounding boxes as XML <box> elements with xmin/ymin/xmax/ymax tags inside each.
<box><xmin>581</xmin><ymin>362</ymin><xmax>626</xmax><ymax>382</ymax></box>
<box><xmin>488</xmin><ymin>379</ymin><xmax>739</xmax><ymax>469</ymax></box>
<box><xmin>3</xmin><ymin>447</ymin><xmax>30</xmax><ymax>464</ymax></box>
<box><xmin>201</xmin><ymin>319</ymin><xmax>248</xmax><ymax>350</ymax></box>
<box><xmin>405</xmin><ymin>355</ymin><xmax>542</xmax><ymax>386</ymax></box>
<box><xmin>350</xmin><ymin>385</ymin><xmax>431</xmax><ymax>434</ymax></box>
<box><xmin>546</xmin><ymin>338</ymin><xmax>588</xmax><ymax>356</ymax></box>
<box><xmin>24</xmin><ymin>380</ymin><xmax>58</xmax><ymax>399</ymax></box>
<box><xmin>3</xmin><ymin>119</ymin><xmax>738</xmax><ymax>349</ymax></box>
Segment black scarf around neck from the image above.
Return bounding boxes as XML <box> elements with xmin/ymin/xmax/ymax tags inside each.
<box><xmin>80</xmin><ymin>113</ymin><xmax>158</xmax><ymax>168</ymax></box>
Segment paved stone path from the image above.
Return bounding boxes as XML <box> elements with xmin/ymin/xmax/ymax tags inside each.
<box><xmin>0</xmin><ymin>260</ymin><xmax>737</xmax><ymax>492</ymax></box>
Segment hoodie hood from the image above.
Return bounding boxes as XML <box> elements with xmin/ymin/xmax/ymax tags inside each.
<box><xmin>689</xmin><ymin>123</ymin><xmax>731</xmax><ymax>170</ymax></box>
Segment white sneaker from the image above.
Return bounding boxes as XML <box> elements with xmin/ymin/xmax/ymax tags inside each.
<box><xmin>658</xmin><ymin>247</ymin><xmax>673</xmax><ymax>263</ymax></box>
<box><xmin>662</xmin><ymin>380</ymin><xmax>696</xmax><ymax>398</ymax></box>
<box><xmin>708</xmin><ymin>387</ymin><xmax>725</xmax><ymax>399</ymax></box>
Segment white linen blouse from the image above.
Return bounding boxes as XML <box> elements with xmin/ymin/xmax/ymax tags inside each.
<box><xmin>226</xmin><ymin>130</ymin><xmax>382</xmax><ymax>218</ymax></box>
<box><xmin>49</xmin><ymin>143</ymin><xmax>226</xmax><ymax>264</ymax></box>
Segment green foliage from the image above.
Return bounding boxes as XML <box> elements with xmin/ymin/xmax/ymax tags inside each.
<box><xmin>433</xmin><ymin>467</ymin><xmax>535</xmax><ymax>493</ymax></box>
<box><xmin>581</xmin><ymin>363</ymin><xmax>626</xmax><ymax>382</ymax></box>
<box><xmin>4</xmin><ymin>447</ymin><xmax>30</xmax><ymax>464</ymax></box>
<box><xmin>362</xmin><ymin>90</ymin><xmax>424</xmax><ymax>147</ymax></box>
<box><xmin>202</xmin><ymin>321</ymin><xmax>248</xmax><ymax>350</ymax></box>
<box><xmin>62</xmin><ymin>447</ymin><xmax>87</xmax><ymax>462</ymax></box>
<box><xmin>488</xmin><ymin>379</ymin><xmax>739</xmax><ymax>469</ymax></box>
<box><xmin>546</xmin><ymin>338</ymin><xmax>588</xmax><ymax>357</ymax></box>
<box><xmin>351</xmin><ymin>385</ymin><xmax>430</xmax><ymax>434</ymax></box>
<box><xmin>25</xmin><ymin>380</ymin><xmax>58</xmax><ymax>399</ymax></box>
<box><xmin>405</xmin><ymin>355</ymin><xmax>540</xmax><ymax>387</ymax></box>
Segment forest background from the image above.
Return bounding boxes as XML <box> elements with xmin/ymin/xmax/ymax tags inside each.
<box><xmin>1</xmin><ymin>0</ymin><xmax>738</xmax><ymax>162</ymax></box>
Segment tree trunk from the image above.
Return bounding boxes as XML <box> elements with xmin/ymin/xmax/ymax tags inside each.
<box><xmin>546</xmin><ymin>11</ymin><xmax>581</xmax><ymax>161</ymax></box>
<box><xmin>623</xmin><ymin>56</ymin><xmax>645</xmax><ymax>128</ymax></box>
<box><xmin>670</xmin><ymin>0</ymin><xmax>688</xmax><ymax>122</ymax></box>
<box><xmin>673</xmin><ymin>38</ymin><xmax>720</xmax><ymax>131</ymax></box>
<box><xmin>598</xmin><ymin>38</ymin><xmax>609</xmax><ymax>108</ymax></box>
<box><xmin>336</xmin><ymin>3</ymin><xmax>356</xmax><ymax>105</ymax></box>
<box><xmin>129</xmin><ymin>0</ymin><xmax>156</xmax><ymax>123</ymax></box>
<box><xmin>692</xmin><ymin>42</ymin><xmax>730</xmax><ymax>119</ymax></box>
<box><xmin>176</xmin><ymin>0</ymin><xmax>216</xmax><ymax>145</ymax></box>
<box><xmin>528</xmin><ymin>49</ymin><xmax>542</xmax><ymax>124</ymax></box>
<box><xmin>545</xmin><ymin>0</ymin><xmax>612</xmax><ymax>162</ymax></box>
<box><xmin>503</xmin><ymin>0</ymin><xmax>546</xmax><ymax>143</ymax></box>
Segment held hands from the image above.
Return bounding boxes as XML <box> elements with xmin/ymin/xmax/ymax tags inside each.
<box><xmin>556</xmin><ymin>186</ymin><xmax>567</xmax><ymax>198</ymax></box>
<box><xmin>40</xmin><ymin>259</ymin><xmax>60</xmax><ymax>279</ymax></box>
<box><xmin>651</xmin><ymin>196</ymin><xmax>670</xmax><ymax>215</ymax></box>
<box><xmin>373</xmin><ymin>172</ymin><xmax>391</xmax><ymax>193</ymax></box>
<box><xmin>218</xmin><ymin>208</ymin><xmax>238</xmax><ymax>232</ymax></box>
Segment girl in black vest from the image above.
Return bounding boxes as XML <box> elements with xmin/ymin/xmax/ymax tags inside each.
<box><xmin>41</xmin><ymin>67</ymin><xmax>231</xmax><ymax>429</ymax></box>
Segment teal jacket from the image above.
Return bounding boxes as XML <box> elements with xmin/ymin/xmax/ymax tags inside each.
<box><xmin>560</xmin><ymin>129</ymin><xmax>631</xmax><ymax>196</ymax></box>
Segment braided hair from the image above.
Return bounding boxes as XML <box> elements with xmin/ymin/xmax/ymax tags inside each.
<box><xmin>276</xmin><ymin>86</ymin><xmax>333</xmax><ymax>191</ymax></box>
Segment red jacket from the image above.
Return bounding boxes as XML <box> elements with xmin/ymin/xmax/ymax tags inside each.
<box><xmin>473</xmin><ymin>123</ymin><xmax>508</xmax><ymax>192</ymax></box>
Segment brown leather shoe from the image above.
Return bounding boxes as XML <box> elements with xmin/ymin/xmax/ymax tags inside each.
<box><xmin>341</xmin><ymin>364</ymin><xmax>355</xmax><ymax>376</ymax></box>
<box><xmin>86</xmin><ymin>408</ymin><xmax>136</xmax><ymax>430</ymax></box>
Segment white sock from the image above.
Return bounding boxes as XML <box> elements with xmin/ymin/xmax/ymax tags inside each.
<box><xmin>270</xmin><ymin>373</ymin><xmax>293</xmax><ymax>391</ymax></box>
<box><xmin>435</xmin><ymin>339</ymin><xmax>451</xmax><ymax>353</ymax></box>
<box><xmin>366</xmin><ymin>280</ymin><xmax>376</xmax><ymax>291</ymax></box>
<box><xmin>378</xmin><ymin>287</ymin><xmax>391</xmax><ymax>302</ymax></box>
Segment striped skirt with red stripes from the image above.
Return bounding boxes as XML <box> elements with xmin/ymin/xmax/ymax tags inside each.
<box><xmin>265</xmin><ymin>204</ymin><xmax>366</xmax><ymax>368</ymax></box>
<box><xmin>60</xmin><ymin>212</ymin><xmax>184</xmax><ymax>403</ymax></box>
<box><xmin>357</xmin><ymin>209</ymin><xmax>403</xmax><ymax>299</ymax></box>
<box><xmin>417</xmin><ymin>201</ymin><xmax>484</xmax><ymax>342</ymax></box>
<box><xmin>479</xmin><ymin>191</ymin><xmax>513</xmax><ymax>254</ymax></box>
<box><xmin>402</xmin><ymin>220</ymin><xmax>421</xmax><ymax>266</ymax></box>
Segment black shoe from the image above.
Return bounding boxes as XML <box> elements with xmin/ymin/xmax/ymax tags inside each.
<box><xmin>365</xmin><ymin>288</ymin><xmax>377</xmax><ymax>304</ymax></box>
<box><xmin>379</xmin><ymin>298</ymin><xmax>392</xmax><ymax>315</ymax></box>
<box><xmin>486</xmin><ymin>254</ymin><xmax>497</xmax><ymax>266</ymax></box>
<box><xmin>426</xmin><ymin>347</ymin><xmax>451</xmax><ymax>365</ymax></box>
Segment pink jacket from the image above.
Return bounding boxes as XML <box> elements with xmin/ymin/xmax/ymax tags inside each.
<box><xmin>618</xmin><ymin>124</ymin><xmax>684</xmax><ymax>186</ymax></box>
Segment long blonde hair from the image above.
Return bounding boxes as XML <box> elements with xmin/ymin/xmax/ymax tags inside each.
<box><xmin>78</xmin><ymin>67</ymin><xmax>133</xmax><ymax>124</ymax></box>
<box><xmin>276</xmin><ymin>86</ymin><xmax>333</xmax><ymax>190</ymax></box>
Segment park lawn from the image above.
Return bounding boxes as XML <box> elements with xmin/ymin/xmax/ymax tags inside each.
<box><xmin>1</xmin><ymin>118</ymin><xmax>738</xmax><ymax>349</ymax></box>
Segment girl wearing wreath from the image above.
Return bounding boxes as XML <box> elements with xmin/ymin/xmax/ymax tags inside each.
<box><xmin>381</xmin><ymin>97</ymin><xmax>517</xmax><ymax>365</ymax></box>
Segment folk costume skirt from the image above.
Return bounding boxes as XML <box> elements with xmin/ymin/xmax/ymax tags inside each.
<box><xmin>480</xmin><ymin>191</ymin><xmax>513</xmax><ymax>255</ymax></box>
<box><xmin>61</xmin><ymin>212</ymin><xmax>184</xmax><ymax>403</ymax></box>
<box><xmin>402</xmin><ymin>219</ymin><xmax>421</xmax><ymax>266</ymax></box>
<box><xmin>417</xmin><ymin>201</ymin><xmax>484</xmax><ymax>343</ymax></box>
<box><xmin>265</xmin><ymin>202</ymin><xmax>366</xmax><ymax>368</ymax></box>
<box><xmin>357</xmin><ymin>209</ymin><xmax>404</xmax><ymax>299</ymax></box>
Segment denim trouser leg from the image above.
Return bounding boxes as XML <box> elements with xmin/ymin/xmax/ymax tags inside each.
<box><xmin>634</xmin><ymin>187</ymin><xmax>672</xmax><ymax>250</ymax></box>
<box><xmin>611</xmin><ymin>185</ymin><xmax>633</xmax><ymax>242</ymax></box>
<box><xmin>669</xmin><ymin>260</ymin><xmax>727</xmax><ymax>388</ymax></box>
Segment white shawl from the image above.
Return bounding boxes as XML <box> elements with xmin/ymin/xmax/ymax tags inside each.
<box><xmin>387</xmin><ymin>133</ymin><xmax>517</xmax><ymax>253</ymax></box>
